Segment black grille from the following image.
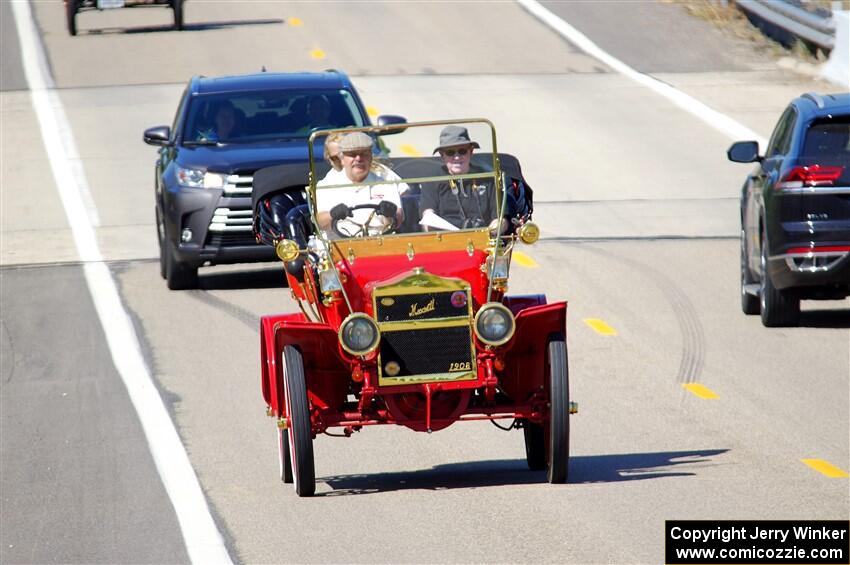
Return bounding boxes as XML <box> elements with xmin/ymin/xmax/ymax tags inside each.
<box><xmin>206</xmin><ymin>232</ymin><xmax>262</xmax><ymax>247</ymax></box>
<box><xmin>375</xmin><ymin>290</ymin><xmax>469</xmax><ymax>322</ymax></box>
<box><xmin>380</xmin><ymin>325</ymin><xmax>473</xmax><ymax>377</ymax></box>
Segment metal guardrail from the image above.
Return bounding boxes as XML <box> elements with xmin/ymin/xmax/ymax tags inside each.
<box><xmin>736</xmin><ymin>0</ymin><xmax>836</xmax><ymax>51</ymax></box>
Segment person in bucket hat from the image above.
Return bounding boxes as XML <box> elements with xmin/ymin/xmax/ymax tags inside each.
<box><xmin>420</xmin><ymin>125</ymin><xmax>496</xmax><ymax>230</ymax></box>
<box><xmin>432</xmin><ymin>125</ymin><xmax>481</xmax><ymax>155</ymax></box>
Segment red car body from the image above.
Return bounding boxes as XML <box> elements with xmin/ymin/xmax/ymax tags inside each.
<box><xmin>255</xmin><ymin>119</ymin><xmax>573</xmax><ymax>496</ymax></box>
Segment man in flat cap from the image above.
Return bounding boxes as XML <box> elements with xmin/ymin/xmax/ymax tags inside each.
<box><xmin>316</xmin><ymin>131</ymin><xmax>407</xmax><ymax>236</ymax></box>
<box><xmin>419</xmin><ymin>125</ymin><xmax>497</xmax><ymax>230</ymax></box>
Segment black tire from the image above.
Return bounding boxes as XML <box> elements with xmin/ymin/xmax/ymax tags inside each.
<box><xmin>547</xmin><ymin>337</ymin><xmax>570</xmax><ymax>484</ymax></box>
<box><xmin>283</xmin><ymin>346</ymin><xmax>315</xmax><ymax>497</ymax></box>
<box><xmin>165</xmin><ymin>241</ymin><xmax>198</xmax><ymax>290</ymax></box>
<box><xmin>65</xmin><ymin>0</ymin><xmax>78</xmax><ymax>36</ymax></box>
<box><xmin>277</xmin><ymin>427</ymin><xmax>293</xmax><ymax>483</ymax></box>
<box><xmin>523</xmin><ymin>422</ymin><xmax>546</xmax><ymax>471</ymax></box>
<box><xmin>759</xmin><ymin>229</ymin><xmax>799</xmax><ymax>327</ymax></box>
<box><xmin>155</xmin><ymin>207</ymin><xmax>166</xmax><ymax>280</ymax></box>
<box><xmin>741</xmin><ymin>229</ymin><xmax>759</xmax><ymax>315</ymax></box>
<box><xmin>172</xmin><ymin>0</ymin><xmax>184</xmax><ymax>30</ymax></box>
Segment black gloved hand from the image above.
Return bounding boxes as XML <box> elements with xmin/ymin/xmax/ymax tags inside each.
<box><xmin>330</xmin><ymin>203</ymin><xmax>351</xmax><ymax>221</ymax></box>
<box><xmin>378</xmin><ymin>200</ymin><xmax>398</xmax><ymax>218</ymax></box>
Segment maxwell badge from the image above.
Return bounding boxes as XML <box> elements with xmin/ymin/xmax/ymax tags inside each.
<box><xmin>381</xmin><ymin>297</ymin><xmax>395</xmax><ymax>307</ymax></box>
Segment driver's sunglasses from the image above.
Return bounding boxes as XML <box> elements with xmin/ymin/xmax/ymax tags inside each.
<box><xmin>441</xmin><ymin>148</ymin><xmax>469</xmax><ymax>157</ymax></box>
<box><xmin>342</xmin><ymin>149</ymin><xmax>371</xmax><ymax>159</ymax></box>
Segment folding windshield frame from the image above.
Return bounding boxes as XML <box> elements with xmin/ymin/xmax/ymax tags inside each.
<box><xmin>306</xmin><ymin>118</ymin><xmax>510</xmax><ymax>310</ymax></box>
<box><xmin>306</xmin><ymin>118</ymin><xmax>503</xmax><ymax>234</ymax></box>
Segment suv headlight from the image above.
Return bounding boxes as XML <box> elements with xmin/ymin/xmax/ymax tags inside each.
<box><xmin>176</xmin><ymin>166</ymin><xmax>226</xmax><ymax>189</ymax></box>
<box><xmin>473</xmin><ymin>302</ymin><xmax>515</xmax><ymax>346</ymax></box>
<box><xmin>339</xmin><ymin>313</ymin><xmax>380</xmax><ymax>356</ymax></box>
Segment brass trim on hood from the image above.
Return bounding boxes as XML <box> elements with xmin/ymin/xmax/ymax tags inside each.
<box><xmin>371</xmin><ymin>270</ymin><xmax>471</xmax><ymax>298</ymax></box>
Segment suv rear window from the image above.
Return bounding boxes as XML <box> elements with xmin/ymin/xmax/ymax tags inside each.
<box><xmin>183</xmin><ymin>89</ymin><xmax>366</xmax><ymax>143</ymax></box>
<box><xmin>802</xmin><ymin>116</ymin><xmax>850</xmax><ymax>158</ymax></box>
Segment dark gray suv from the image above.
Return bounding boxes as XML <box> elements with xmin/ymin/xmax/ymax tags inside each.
<box><xmin>143</xmin><ymin>70</ymin><xmax>401</xmax><ymax>289</ymax></box>
<box><xmin>728</xmin><ymin>92</ymin><xmax>850</xmax><ymax>326</ymax></box>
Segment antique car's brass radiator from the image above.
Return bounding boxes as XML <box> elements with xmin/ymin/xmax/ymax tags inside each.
<box><xmin>373</xmin><ymin>273</ymin><xmax>476</xmax><ymax>386</ymax></box>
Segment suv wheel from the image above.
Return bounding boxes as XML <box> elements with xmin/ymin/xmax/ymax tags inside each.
<box><xmin>740</xmin><ymin>229</ymin><xmax>759</xmax><ymax>315</ymax></box>
<box><xmin>65</xmin><ymin>0</ymin><xmax>78</xmax><ymax>36</ymax></box>
<box><xmin>165</xmin><ymin>240</ymin><xmax>198</xmax><ymax>290</ymax></box>
<box><xmin>172</xmin><ymin>0</ymin><xmax>184</xmax><ymax>30</ymax></box>
<box><xmin>759</xmin><ymin>230</ymin><xmax>800</xmax><ymax>327</ymax></box>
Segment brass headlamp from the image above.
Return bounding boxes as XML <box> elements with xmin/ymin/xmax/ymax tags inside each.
<box><xmin>275</xmin><ymin>239</ymin><xmax>300</xmax><ymax>262</ymax></box>
<box><xmin>518</xmin><ymin>222</ymin><xmax>540</xmax><ymax>244</ymax></box>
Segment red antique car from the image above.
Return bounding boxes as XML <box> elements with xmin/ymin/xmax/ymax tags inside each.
<box><xmin>254</xmin><ymin>119</ymin><xmax>576</xmax><ymax>496</ymax></box>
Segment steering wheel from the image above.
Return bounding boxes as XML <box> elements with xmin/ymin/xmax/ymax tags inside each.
<box><xmin>332</xmin><ymin>203</ymin><xmax>399</xmax><ymax>238</ymax></box>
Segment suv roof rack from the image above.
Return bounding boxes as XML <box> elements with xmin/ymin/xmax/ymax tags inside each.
<box><xmin>802</xmin><ymin>92</ymin><xmax>826</xmax><ymax>109</ymax></box>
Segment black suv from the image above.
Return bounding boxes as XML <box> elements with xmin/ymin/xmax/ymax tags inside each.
<box><xmin>143</xmin><ymin>70</ymin><xmax>402</xmax><ymax>289</ymax></box>
<box><xmin>728</xmin><ymin>92</ymin><xmax>850</xmax><ymax>326</ymax></box>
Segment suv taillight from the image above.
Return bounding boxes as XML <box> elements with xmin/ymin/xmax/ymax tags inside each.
<box><xmin>777</xmin><ymin>165</ymin><xmax>845</xmax><ymax>190</ymax></box>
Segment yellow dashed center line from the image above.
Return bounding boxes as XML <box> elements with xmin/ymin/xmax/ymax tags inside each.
<box><xmin>583</xmin><ymin>318</ymin><xmax>617</xmax><ymax>336</ymax></box>
<box><xmin>682</xmin><ymin>383</ymin><xmax>719</xmax><ymax>399</ymax></box>
<box><xmin>366</xmin><ymin>106</ymin><xmax>379</xmax><ymax>117</ymax></box>
<box><xmin>287</xmin><ymin>17</ymin><xmax>303</xmax><ymax>26</ymax></box>
<box><xmin>801</xmin><ymin>459</ymin><xmax>849</xmax><ymax>478</ymax></box>
<box><xmin>512</xmin><ymin>251</ymin><xmax>538</xmax><ymax>268</ymax></box>
<box><xmin>399</xmin><ymin>144</ymin><xmax>421</xmax><ymax>156</ymax></box>
<box><xmin>309</xmin><ymin>49</ymin><xmax>326</xmax><ymax>60</ymax></box>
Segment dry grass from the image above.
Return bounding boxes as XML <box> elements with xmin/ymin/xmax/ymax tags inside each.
<box><xmin>809</xmin><ymin>0</ymin><xmax>850</xmax><ymax>11</ymax></box>
<box><xmin>669</xmin><ymin>0</ymin><xmax>837</xmax><ymax>63</ymax></box>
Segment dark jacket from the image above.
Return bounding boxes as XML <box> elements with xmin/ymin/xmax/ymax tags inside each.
<box><xmin>419</xmin><ymin>165</ymin><xmax>497</xmax><ymax>229</ymax></box>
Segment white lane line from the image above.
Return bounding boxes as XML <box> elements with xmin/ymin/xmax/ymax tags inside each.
<box><xmin>10</xmin><ymin>1</ymin><xmax>232</xmax><ymax>563</ymax></box>
<box><xmin>516</xmin><ymin>0</ymin><xmax>769</xmax><ymax>148</ymax></box>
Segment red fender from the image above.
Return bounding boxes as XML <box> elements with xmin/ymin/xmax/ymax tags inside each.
<box><xmin>260</xmin><ymin>313</ymin><xmax>350</xmax><ymax>418</ymax></box>
<box><xmin>499</xmin><ymin>300</ymin><xmax>567</xmax><ymax>402</ymax></box>
<box><xmin>503</xmin><ymin>294</ymin><xmax>547</xmax><ymax>315</ymax></box>
<box><xmin>260</xmin><ymin>313</ymin><xmax>303</xmax><ymax>413</ymax></box>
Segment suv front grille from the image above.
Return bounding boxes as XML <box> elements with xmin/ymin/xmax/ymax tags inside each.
<box><xmin>206</xmin><ymin>231</ymin><xmax>259</xmax><ymax>247</ymax></box>
<box><xmin>206</xmin><ymin>171</ymin><xmax>256</xmax><ymax>247</ymax></box>
<box><xmin>223</xmin><ymin>174</ymin><xmax>253</xmax><ymax>196</ymax></box>
<box><xmin>206</xmin><ymin>206</ymin><xmax>260</xmax><ymax>247</ymax></box>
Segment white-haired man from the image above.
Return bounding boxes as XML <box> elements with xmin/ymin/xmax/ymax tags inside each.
<box><xmin>316</xmin><ymin>131</ymin><xmax>407</xmax><ymax>236</ymax></box>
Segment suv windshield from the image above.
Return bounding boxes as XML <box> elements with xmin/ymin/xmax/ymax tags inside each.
<box><xmin>183</xmin><ymin>89</ymin><xmax>366</xmax><ymax>144</ymax></box>
<box><xmin>309</xmin><ymin>120</ymin><xmax>501</xmax><ymax>240</ymax></box>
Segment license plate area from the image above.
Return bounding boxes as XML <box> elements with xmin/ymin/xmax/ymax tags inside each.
<box><xmin>97</xmin><ymin>0</ymin><xmax>125</xmax><ymax>8</ymax></box>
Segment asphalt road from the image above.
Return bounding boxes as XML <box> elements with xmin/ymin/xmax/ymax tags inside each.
<box><xmin>0</xmin><ymin>0</ymin><xmax>26</xmax><ymax>92</ymax></box>
<box><xmin>1</xmin><ymin>1</ymin><xmax>847</xmax><ymax>564</ymax></box>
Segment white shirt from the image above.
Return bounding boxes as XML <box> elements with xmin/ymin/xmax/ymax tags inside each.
<box><xmin>316</xmin><ymin>165</ymin><xmax>408</xmax><ymax>235</ymax></box>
